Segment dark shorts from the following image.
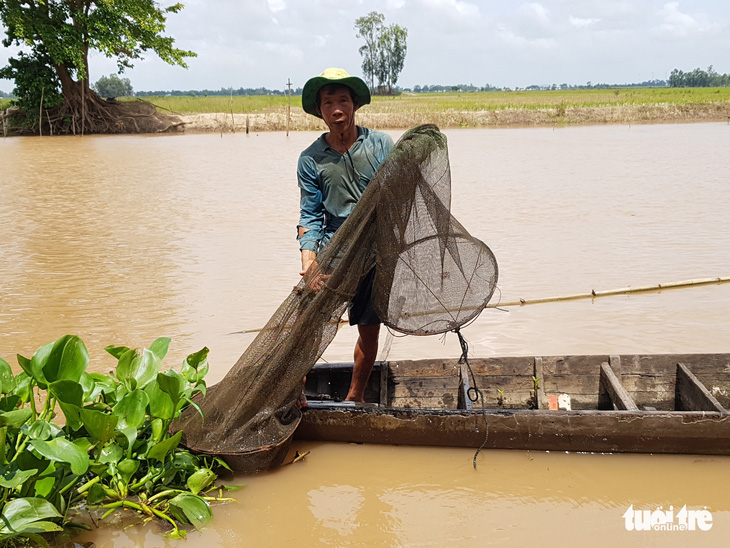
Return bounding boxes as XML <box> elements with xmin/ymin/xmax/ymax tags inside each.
<box><xmin>348</xmin><ymin>267</ymin><xmax>381</xmax><ymax>326</ymax></box>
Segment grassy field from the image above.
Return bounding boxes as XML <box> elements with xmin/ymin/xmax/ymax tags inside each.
<box><xmin>138</xmin><ymin>87</ymin><xmax>730</xmax><ymax>114</ymax></box>
<box><xmin>0</xmin><ymin>99</ymin><xmax>11</xmax><ymax>109</ymax></box>
<box><xmin>130</xmin><ymin>87</ymin><xmax>730</xmax><ymax>132</ymax></box>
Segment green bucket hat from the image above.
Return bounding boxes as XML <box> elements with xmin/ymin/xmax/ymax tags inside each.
<box><xmin>301</xmin><ymin>68</ymin><xmax>371</xmax><ymax>118</ymax></box>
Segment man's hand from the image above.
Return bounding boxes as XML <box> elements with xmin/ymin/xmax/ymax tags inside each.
<box><xmin>300</xmin><ymin>249</ymin><xmax>317</xmax><ymax>277</ymax></box>
<box><xmin>300</xmin><ymin>250</ymin><xmax>330</xmax><ymax>291</ymax></box>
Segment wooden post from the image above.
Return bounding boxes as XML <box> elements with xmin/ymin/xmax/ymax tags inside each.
<box><xmin>286</xmin><ymin>78</ymin><xmax>292</xmax><ymax>136</ymax></box>
<box><xmin>81</xmin><ymin>80</ymin><xmax>85</xmax><ymax>136</ymax></box>
<box><xmin>39</xmin><ymin>87</ymin><xmax>44</xmax><ymax>137</ymax></box>
<box><xmin>246</xmin><ymin>114</ymin><xmax>249</xmax><ymax>135</ymax></box>
<box><xmin>229</xmin><ymin>88</ymin><xmax>235</xmax><ymax>133</ymax></box>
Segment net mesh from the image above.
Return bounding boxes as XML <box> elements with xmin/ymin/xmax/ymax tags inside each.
<box><xmin>173</xmin><ymin>124</ymin><xmax>498</xmax><ymax>465</ymax></box>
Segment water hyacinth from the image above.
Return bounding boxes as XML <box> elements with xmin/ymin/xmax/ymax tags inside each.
<box><xmin>0</xmin><ymin>335</ymin><xmax>234</xmax><ymax>545</ymax></box>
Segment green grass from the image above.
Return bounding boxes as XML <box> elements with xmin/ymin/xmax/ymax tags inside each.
<box><xmin>0</xmin><ymin>98</ymin><xmax>12</xmax><ymax>109</ymax></box>
<box><xmin>128</xmin><ymin>94</ymin><xmax>291</xmax><ymax>114</ymax></box>
<box><xmin>131</xmin><ymin>87</ymin><xmax>730</xmax><ymax>115</ymax></box>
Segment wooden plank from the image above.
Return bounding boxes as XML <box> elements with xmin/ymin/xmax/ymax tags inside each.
<box><xmin>676</xmin><ymin>363</ymin><xmax>727</xmax><ymax>413</ymax></box>
<box><xmin>599</xmin><ymin>362</ymin><xmax>638</xmax><ymax>411</ymax></box>
<box><xmin>297</xmin><ymin>408</ymin><xmax>730</xmax><ymax>455</ymax></box>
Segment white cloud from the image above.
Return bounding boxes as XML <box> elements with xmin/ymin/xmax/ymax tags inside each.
<box><xmin>569</xmin><ymin>15</ymin><xmax>600</xmax><ymax>28</ymax></box>
<box><xmin>654</xmin><ymin>1</ymin><xmax>713</xmax><ymax>37</ymax></box>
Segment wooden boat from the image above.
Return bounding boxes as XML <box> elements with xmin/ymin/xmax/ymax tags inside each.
<box><xmin>296</xmin><ymin>354</ymin><xmax>730</xmax><ymax>455</ymax></box>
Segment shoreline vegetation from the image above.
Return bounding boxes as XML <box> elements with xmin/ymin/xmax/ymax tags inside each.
<box><xmin>3</xmin><ymin>87</ymin><xmax>730</xmax><ymax>135</ymax></box>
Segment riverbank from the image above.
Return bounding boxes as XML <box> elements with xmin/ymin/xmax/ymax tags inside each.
<box><xmin>3</xmin><ymin>88</ymin><xmax>730</xmax><ymax>135</ymax></box>
<box><xmin>179</xmin><ymin>100</ymin><xmax>730</xmax><ymax>133</ymax></box>
<box><xmin>162</xmin><ymin>87</ymin><xmax>730</xmax><ymax>133</ymax></box>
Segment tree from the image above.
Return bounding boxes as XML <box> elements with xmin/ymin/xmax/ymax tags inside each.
<box><xmin>0</xmin><ymin>0</ymin><xmax>195</xmax><ymax>134</ymax></box>
<box><xmin>94</xmin><ymin>74</ymin><xmax>134</xmax><ymax>98</ymax></box>
<box><xmin>355</xmin><ymin>12</ymin><xmax>407</xmax><ymax>95</ymax></box>
<box><xmin>354</xmin><ymin>11</ymin><xmax>384</xmax><ymax>91</ymax></box>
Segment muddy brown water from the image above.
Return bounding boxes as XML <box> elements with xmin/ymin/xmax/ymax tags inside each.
<box><xmin>1</xmin><ymin>123</ymin><xmax>729</xmax><ymax>546</ymax></box>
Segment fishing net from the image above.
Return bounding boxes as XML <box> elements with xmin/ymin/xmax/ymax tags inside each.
<box><xmin>173</xmin><ymin>124</ymin><xmax>498</xmax><ymax>470</ymax></box>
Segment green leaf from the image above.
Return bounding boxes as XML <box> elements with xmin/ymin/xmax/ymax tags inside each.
<box><xmin>0</xmin><ymin>358</ymin><xmax>15</xmax><ymax>394</ymax></box>
<box><xmin>181</xmin><ymin>347</ymin><xmax>209</xmax><ymax>383</ymax></box>
<box><xmin>12</xmin><ymin>373</ymin><xmax>32</xmax><ymax>403</ymax></box>
<box><xmin>186</xmin><ymin>468</ymin><xmax>216</xmax><ymax>495</ymax></box>
<box><xmin>89</xmin><ymin>373</ymin><xmax>117</xmax><ymax>398</ymax></box>
<box><xmin>116</xmin><ymin>426</ymin><xmax>138</xmax><ymax>459</ymax></box>
<box><xmin>30</xmin><ymin>438</ymin><xmax>90</xmax><ymax>476</ymax></box>
<box><xmin>105</xmin><ymin>344</ymin><xmax>130</xmax><ymax>360</ymax></box>
<box><xmin>79</xmin><ymin>372</ymin><xmax>96</xmax><ymax>402</ymax></box>
<box><xmin>86</xmin><ymin>482</ymin><xmax>107</xmax><ymax>505</ymax></box>
<box><xmin>79</xmin><ymin>409</ymin><xmax>118</xmax><ymax>445</ymax></box>
<box><xmin>16</xmin><ymin>354</ymin><xmax>33</xmax><ymax>379</ymax></box>
<box><xmin>49</xmin><ymin>379</ymin><xmax>83</xmax><ymax>407</ymax></box>
<box><xmin>0</xmin><ymin>408</ymin><xmax>32</xmax><ymax>429</ymax></box>
<box><xmin>0</xmin><ymin>497</ymin><xmax>62</xmax><ymax>535</ymax></box>
<box><xmin>168</xmin><ymin>493</ymin><xmax>212</xmax><ymax>530</ymax></box>
<box><xmin>26</xmin><ymin>420</ymin><xmax>52</xmax><ymax>441</ymax></box>
<box><xmin>33</xmin><ymin>476</ymin><xmax>55</xmax><ymax>499</ymax></box>
<box><xmin>0</xmin><ymin>467</ymin><xmax>38</xmax><ymax>489</ymax></box>
<box><xmin>157</xmin><ymin>370</ymin><xmax>186</xmax><ymax>409</ymax></box>
<box><xmin>39</xmin><ymin>335</ymin><xmax>89</xmax><ymax>384</ymax></box>
<box><xmin>144</xmin><ymin>380</ymin><xmax>174</xmax><ymax>420</ymax></box>
<box><xmin>0</xmin><ymin>395</ymin><xmax>21</xmax><ymax>412</ymax></box>
<box><xmin>98</xmin><ymin>443</ymin><xmax>123</xmax><ymax>465</ymax></box>
<box><xmin>28</xmin><ymin>341</ymin><xmax>53</xmax><ymax>388</ymax></box>
<box><xmin>149</xmin><ymin>337</ymin><xmax>171</xmax><ymax>360</ymax></box>
<box><xmin>116</xmin><ymin>348</ymin><xmax>161</xmax><ymax>390</ymax></box>
<box><xmin>116</xmin><ymin>458</ymin><xmax>140</xmax><ymax>485</ymax></box>
<box><xmin>146</xmin><ymin>430</ymin><xmax>182</xmax><ymax>463</ymax></box>
<box><xmin>112</xmin><ymin>389</ymin><xmax>149</xmax><ymax>429</ymax></box>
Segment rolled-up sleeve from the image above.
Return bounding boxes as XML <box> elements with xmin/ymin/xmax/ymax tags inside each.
<box><xmin>297</xmin><ymin>156</ymin><xmax>324</xmax><ymax>252</ymax></box>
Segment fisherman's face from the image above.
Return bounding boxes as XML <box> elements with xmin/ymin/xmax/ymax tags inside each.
<box><xmin>317</xmin><ymin>86</ymin><xmax>357</xmax><ymax>135</ymax></box>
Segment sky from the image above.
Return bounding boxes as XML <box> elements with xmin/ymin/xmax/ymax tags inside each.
<box><xmin>1</xmin><ymin>0</ymin><xmax>729</xmax><ymax>94</ymax></box>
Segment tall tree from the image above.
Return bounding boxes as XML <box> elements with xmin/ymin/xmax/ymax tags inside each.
<box><xmin>355</xmin><ymin>12</ymin><xmax>407</xmax><ymax>95</ymax></box>
<box><xmin>0</xmin><ymin>0</ymin><xmax>195</xmax><ymax>133</ymax></box>
<box><xmin>354</xmin><ymin>11</ymin><xmax>384</xmax><ymax>91</ymax></box>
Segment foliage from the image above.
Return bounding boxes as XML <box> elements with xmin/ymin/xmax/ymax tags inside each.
<box><xmin>93</xmin><ymin>74</ymin><xmax>134</xmax><ymax>99</ymax></box>
<box><xmin>0</xmin><ymin>0</ymin><xmax>195</xmax><ymax>133</ymax></box>
<box><xmin>355</xmin><ymin>11</ymin><xmax>384</xmax><ymax>91</ymax></box>
<box><xmin>669</xmin><ymin>66</ymin><xmax>730</xmax><ymax>88</ymax></box>
<box><xmin>355</xmin><ymin>12</ymin><xmax>408</xmax><ymax>94</ymax></box>
<box><xmin>0</xmin><ymin>335</ymin><xmax>233</xmax><ymax>544</ymax></box>
<box><xmin>0</xmin><ymin>50</ymin><xmax>63</xmax><ymax>126</ymax></box>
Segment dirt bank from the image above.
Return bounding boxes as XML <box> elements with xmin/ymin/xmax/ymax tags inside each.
<box><xmin>180</xmin><ymin>102</ymin><xmax>730</xmax><ymax>133</ymax></box>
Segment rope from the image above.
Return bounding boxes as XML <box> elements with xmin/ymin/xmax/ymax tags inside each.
<box><xmin>455</xmin><ymin>328</ymin><xmax>488</xmax><ymax>470</ymax></box>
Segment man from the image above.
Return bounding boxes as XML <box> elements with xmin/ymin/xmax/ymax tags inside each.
<box><xmin>297</xmin><ymin>68</ymin><xmax>394</xmax><ymax>402</ymax></box>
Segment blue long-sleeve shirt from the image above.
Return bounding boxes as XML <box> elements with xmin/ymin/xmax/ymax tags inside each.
<box><xmin>297</xmin><ymin>126</ymin><xmax>394</xmax><ymax>252</ymax></box>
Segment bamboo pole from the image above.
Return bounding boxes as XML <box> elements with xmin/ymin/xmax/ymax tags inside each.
<box><xmin>230</xmin><ymin>276</ymin><xmax>730</xmax><ymax>334</ymax></box>
<box><xmin>39</xmin><ymin>87</ymin><xmax>44</xmax><ymax>137</ymax></box>
<box><xmin>491</xmin><ymin>276</ymin><xmax>730</xmax><ymax>308</ymax></box>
